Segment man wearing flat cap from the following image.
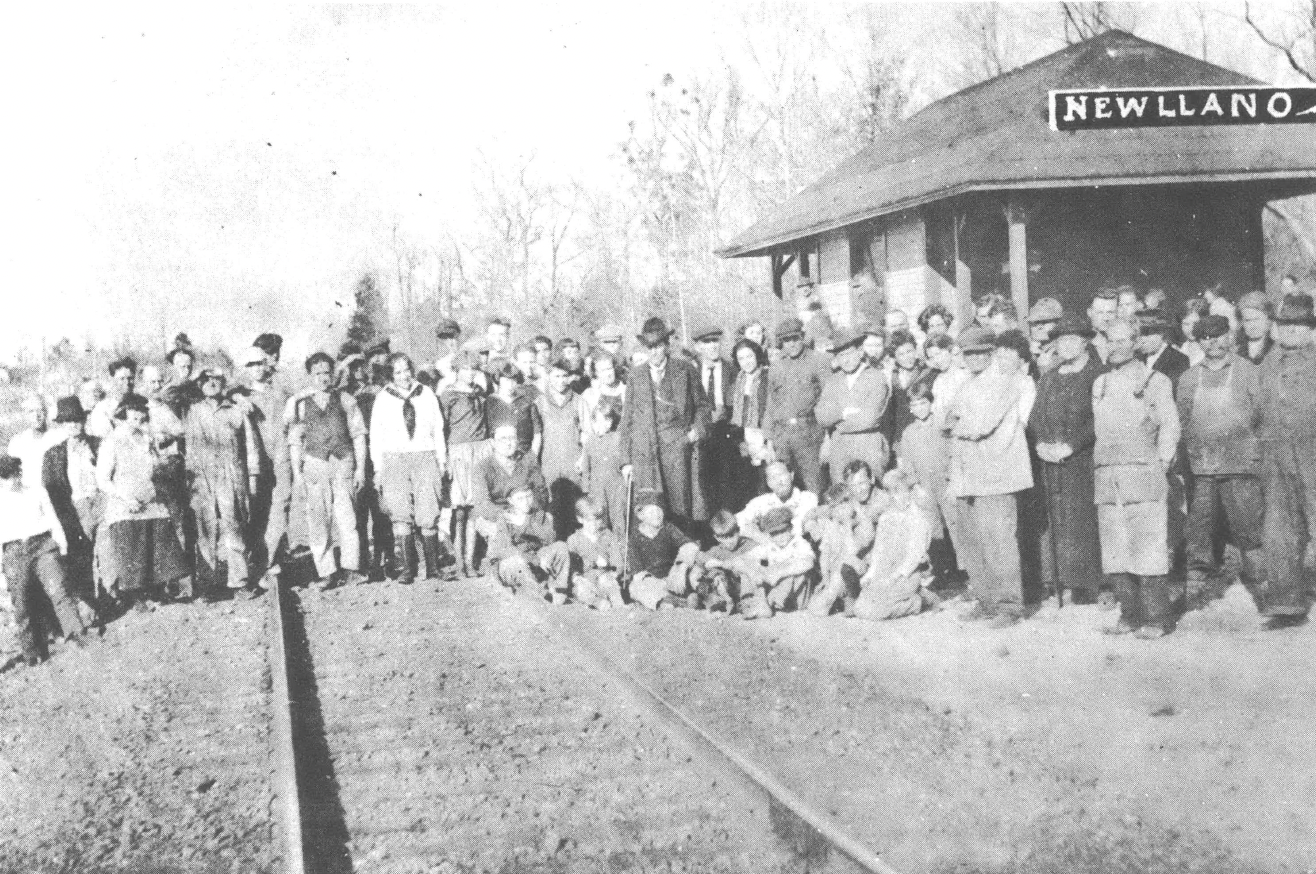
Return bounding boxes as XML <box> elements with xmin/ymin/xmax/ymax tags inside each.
<box><xmin>241</xmin><ymin>343</ymin><xmax>293</xmax><ymax>587</ymax></box>
<box><xmin>1136</xmin><ymin>310</ymin><xmax>1190</xmax><ymax>390</ymax></box>
<box><xmin>1175</xmin><ymin>314</ymin><xmax>1264</xmax><ymax>603</ymax></box>
<box><xmin>1255</xmin><ymin>294</ymin><xmax>1316</xmax><ymax>629</ymax></box>
<box><xmin>944</xmin><ymin>325</ymin><xmax>1033</xmax><ymax>627</ymax></box>
<box><xmin>1026</xmin><ymin>297</ymin><xmax>1064</xmax><ymax>373</ymax></box>
<box><xmin>764</xmin><ymin>317</ymin><xmax>830</xmax><ymax>494</ymax></box>
<box><xmin>1032</xmin><ymin>314</ymin><xmax>1104</xmax><ymax>604</ymax></box>
<box><xmin>619</xmin><ymin>317</ymin><xmax>711</xmax><ymax>529</ymax></box>
<box><xmin>1236</xmin><ymin>291</ymin><xmax>1273</xmax><ymax>364</ymax></box>
<box><xmin>692</xmin><ymin>324</ymin><xmax>736</xmax><ymax>520</ymax></box>
<box><xmin>815</xmin><ymin>327</ymin><xmax>891</xmax><ymax>482</ymax></box>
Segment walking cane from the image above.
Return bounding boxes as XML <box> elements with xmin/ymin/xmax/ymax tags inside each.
<box><xmin>621</xmin><ymin>472</ymin><xmax>634</xmax><ymax>581</ymax></box>
<box><xmin>1042</xmin><ymin>463</ymin><xmax>1064</xmax><ymax>609</ymax></box>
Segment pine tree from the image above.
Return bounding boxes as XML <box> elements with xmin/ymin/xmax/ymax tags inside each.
<box><xmin>347</xmin><ymin>274</ymin><xmax>387</xmax><ymax>346</ymax></box>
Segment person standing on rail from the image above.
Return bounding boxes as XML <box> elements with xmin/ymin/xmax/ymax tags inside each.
<box><xmin>240</xmin><ymin>342</ymin><xmax>293</xmax><ymax>588</ymax></box>
<box><xmin>286</xmin><ymin>352</ymin><xmax>369</xmax><ymax>590</ymax></box>
<box><xmin>371</xmin><ymin>352</ymin><xmax>452</xmax><ymax>584</ymax></box>
<box><xmin>1092</xmin><ymin>319</ymin><xmax>1180</xmax><ymax>639</ymax></box>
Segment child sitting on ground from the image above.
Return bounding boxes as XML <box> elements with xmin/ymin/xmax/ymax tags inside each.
<box><xmin>627</xmin><ymin>494</ymin><xmax>700</xmax><ymax>610</ymax></box>
<box><xmin>737</xmin><ymin>507</ymin><xmax>816</xmax><ymax>618</ymax></box>
<box><xmin>565</xmin><ymin>497</ymin><xmax>625</xmax><ymax>610</ymax></box>
<box><xmin>853</xmin><ymin>469</ymin><xmax>936</xmax><ymax>621</ymax></box>
<box><xmin>803</xmin><ymin>483</ymin><xmax>862</xmax><ymax>617</ymax></box>
<box><xmin>805</xmin><ymin>461</ymin><xmax>889</xmax><ymax>616</ymax></box>
<box><xmin>486</xmin><ymin>483</ymin><xmax>571</xmax><ymax>603</ymax></box>
<box><xmin>692</xmin><ymin>510</ymin><xmax>756</xmax><ymax>613</ymax></box>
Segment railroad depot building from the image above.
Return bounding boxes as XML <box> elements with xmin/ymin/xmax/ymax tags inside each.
<box><xmin>718</xmin><ymin>30</ymin><xmax>1316</xmax><ymax>327</ymax></box>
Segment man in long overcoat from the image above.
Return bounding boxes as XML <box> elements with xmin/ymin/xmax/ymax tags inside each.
<box><xmin>620</xmin><ymin>317</ymin><xmax>710</xmax><ymax>530</ymax></box>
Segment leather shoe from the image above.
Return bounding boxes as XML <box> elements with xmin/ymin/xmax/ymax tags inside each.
<box><xmin>1263</xmin><ymin>614</ymin><xmax>1308</xmax><ymax>631</ymax></box>
<box><xmin>1103</xmin><ymin>619</ymin><xmax>1136</xmax><ymax>635</ymax></box>
<box><xmin>1133</xmin><ymin>625</ymin><xmax>1167</xmax><ymax>640</ymax></box>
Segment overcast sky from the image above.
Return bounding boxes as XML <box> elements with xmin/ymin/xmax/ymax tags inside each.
<box><xmin>0</xmin><ymin>2</ymin><xmax>1291</xmax><ymax>358</ymax></box>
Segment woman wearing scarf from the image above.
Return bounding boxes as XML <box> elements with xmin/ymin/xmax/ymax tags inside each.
<box><xmin>370</xmin><ymin>353</ymin><xmax>448</xmax><ymax>584</ymax></box>
<box><xmin>730</xmin><ymin>338</ymin><xmax>770</xmax><ymax>509</ymax></box>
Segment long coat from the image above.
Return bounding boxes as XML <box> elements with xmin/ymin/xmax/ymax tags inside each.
<box><xmin>619</xmin><ymin>356</ymin><xmax>710</xmax><ymax>521</ymax></box>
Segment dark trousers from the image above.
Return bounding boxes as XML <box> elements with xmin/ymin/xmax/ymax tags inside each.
<box><xmin>356</xmin><ymin>478</ymin><xmax>393</xmax><ymax>573</ymax></box>
<box><xmin>1110</xmin><ymin>572</ymin><xmax>1170</xmax><ymax>629</ymax></box>
<box><xmin>774</xmin><ymin>422</ymin><xmax>825</xmax><ymax>495</ymax></box>
<box><xmin>955</xmin><ymin>493</ymin><xmax>1023</xmax><ymax>617</ymax></box>
<box><xmin>4</xmin><ymin>533</ymin><xmax>85</xmax><ymax>659</ymax></box>
<box><xmin>1261</xmin><ymin>440</ymin><xmax>1316</xmax><ymax>617</ymax></box>
<box><xmin>1186</xmin><ymin>474</ymin><xmax>1263</xmax><ymax>578</ymax></box>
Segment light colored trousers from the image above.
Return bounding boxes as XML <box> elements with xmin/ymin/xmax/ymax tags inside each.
<box><xmin>302</xmin><ymin>455</ymin><xmax>359</xmax><ymax>578</ymax></box>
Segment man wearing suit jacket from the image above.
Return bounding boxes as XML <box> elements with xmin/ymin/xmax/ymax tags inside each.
<box><xmin>692</xmin><ymin>325</ymin><xmax>737</xmax><ymax>520</ymax></box>
<box><xmin>1137</xmin><ymin>310</ymin><xmax>1190</xmax><ymax>389</ymax></box>
<box><xmin>620</xmin><ymin>318</ymin><xmax>711</xmax><ymax>530</ymax></box>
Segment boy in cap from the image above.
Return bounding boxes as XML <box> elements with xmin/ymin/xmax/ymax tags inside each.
<box><xmin>627</xmin><ymin>493</ymin><xmax>700</xmax><ymax>610</ymax></box>
<box><xmin>692</xmin><ymin>510</ymin><xmax>756</xmax><ymax>613</ymax></box>
<box><xmin>764</xmin><ymin>317</ymin><xmax>830</xmax><ymax>494</ymax></box>
<box><xmin>734</xmin><ymin>505</ymin><xmax>816</xmax><ymax>617</ymax></box>
<box><xmin>438</xmin><ymin>350</ymin><xmax>490</xmax><ymax>578</ymax></box>
<box><xmin>1256</xmin><ymin>294</ymin><xmax>1316</xmax><ymax>629</ymax></box>
<box><xmin>486</xmin><ymin>482</ymin><xmax>570</xmax><ymax>603</ymax></box>
<box><xmin>1026</xmin><ymin>297</ymin><xmax>1063</xmax><ymax>372</ymax></box>
<box><xmin>1175</xmin><ymin>314</ymin><xmax>1263</xmax><ymax>599</ymax></box>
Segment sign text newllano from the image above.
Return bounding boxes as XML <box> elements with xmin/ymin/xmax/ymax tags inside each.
<box><xmin>1049</xmin><ymin>87</ymin><xmax>1316</xmax><ymax>131</ymax></box>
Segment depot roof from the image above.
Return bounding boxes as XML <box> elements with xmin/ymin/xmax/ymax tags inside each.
<box><xmin>719</xmin><ymin>30</ymin><xmax>1316</xmax><ymax>258</ymax></box>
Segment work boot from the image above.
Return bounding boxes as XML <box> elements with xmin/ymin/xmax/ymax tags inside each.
<box><xmin>421</xmin><ymin>534</ymin><xmax>441</xmax><ymax>581</ymax></box>
<box><xmin>395</xmin><ymin>537</ymin><xmax>418</xmax><ymax>585</ymax></box>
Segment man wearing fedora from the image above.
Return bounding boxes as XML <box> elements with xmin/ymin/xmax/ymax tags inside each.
<box><xmin>764</xmin><ymin>317</ymin><xmax>830</xmax><ymax>495</ymax></box>
<box><xmin>815</xmin><ymin>326</ymin><xmax>891</xmax><ymax>480</ymax></box>
<box><xmin>41</xmin><ymin>396</ymin><xmax>101</xmax><ymax>603</ymax></box>
<box><xmin>1256</xmin><ymin>294</ymin><xmax>1316</xmax><ymax>629</ymax></box>
<box><xmin>619</xmin><ymin>317</ymin><xmax>711</xmax><ymax>531</ymax></box>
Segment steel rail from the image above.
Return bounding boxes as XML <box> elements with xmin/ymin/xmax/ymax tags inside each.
<box><xmin>266</xmin><ymin>575</ymin><xmax>306</xmax><ymax>874</ymax></box>
<box><xmin>521</xmin><ymin>593</ymin><xmax>905</xmax><ymax>874</ymax></box>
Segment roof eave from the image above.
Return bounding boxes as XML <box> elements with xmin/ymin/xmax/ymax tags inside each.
<box><xmin>716</xmin><ymin>169</ymin><xmax>1316</xmax><ymax>259</ymax></box>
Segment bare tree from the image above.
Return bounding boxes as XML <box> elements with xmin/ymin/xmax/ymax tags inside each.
<box><xmin>1243</xmin><ymin>0</ymin><xmax>1316</xmax><ymax>82</ymax></box>
<box><xmin>1059</xmin><ymin>2</ymin><xmax>1138</xmax><ymax>44</ymax></box>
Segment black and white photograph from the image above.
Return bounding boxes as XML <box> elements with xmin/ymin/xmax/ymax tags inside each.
<box><xmin>1</xmin><ymin>3</ymin><xmax>1314</xmax><ymax>872</ymax></box>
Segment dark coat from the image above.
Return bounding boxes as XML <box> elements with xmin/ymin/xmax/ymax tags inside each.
<box><xmin>1151</xmin><ymin>344</ymin><xmax>1191</xmax><ymax>389</ymax></box>
<box><xmin>1237</xmin><ymin>334</ymin><xmax>1273</xmax><ymax>365</ymax></box>
<box><xmin>619</xmin><ymin>355</ymin><xmax>710</xmax><ymax>521</ymax></box>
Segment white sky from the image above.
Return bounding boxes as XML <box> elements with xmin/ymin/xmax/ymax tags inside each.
<box><xmin>0</xmin><ymin>2</ymin><xmax>1295</xmax><ymax>358</ymax></box>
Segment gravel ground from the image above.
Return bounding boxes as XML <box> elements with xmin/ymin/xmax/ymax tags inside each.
<box><xmin>298</xmin><ymin>579</ymin><xmax>815</xmax><ymax>874</ymax></box>
<box><xmin>562</xmin><ymin>581</ymin><xmax>1316</xmax><ymax>874</ymax></box>
<box><xmin>0</xmin><ymin>598</ymin><xmax>278</xmax><ymax>874</ymax></box>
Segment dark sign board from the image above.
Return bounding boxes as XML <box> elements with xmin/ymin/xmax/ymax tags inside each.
<box><xmin>1049</xmin><ymin>86</ymin><xmax>1316</xmax><ymax>131</ymax></box>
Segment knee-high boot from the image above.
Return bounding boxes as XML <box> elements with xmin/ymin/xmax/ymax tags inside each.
<box><xmin>395</xmin><ymin>535</ymin><xmax>418</xmax><ymax>584</ymax></box>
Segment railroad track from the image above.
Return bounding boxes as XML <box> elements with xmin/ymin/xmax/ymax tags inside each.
<box><xmin>266</xmin><ymin>575</ymin><xmax>901</xmax><ymax>874</ymax></box>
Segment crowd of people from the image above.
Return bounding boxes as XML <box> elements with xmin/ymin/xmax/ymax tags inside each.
<box><xmin>3</xmin><ymin>279</ymin><xmax>1314</xmax><ymax>669</ymax></box>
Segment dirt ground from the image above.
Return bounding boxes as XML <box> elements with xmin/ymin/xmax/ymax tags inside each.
<box><xmin>569</xmin><ymin>580</ymin><xmax>1316</xmax><ymax>874</ymax></box>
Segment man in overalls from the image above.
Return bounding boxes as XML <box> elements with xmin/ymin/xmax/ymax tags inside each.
<box><xmin>1256</xmin><ymin>294</ymin><xmax>1316</xmax><ymax>630</ymax></box>
<box><xmin>1092</xmin><ymin>319</ymin><xmax>1180</xmax><ymax>639</ymax></box>
<box><xmin>1174</xmin><ymin>315</ymin><xmax>1263</xmax><ymax>601</ymax></box>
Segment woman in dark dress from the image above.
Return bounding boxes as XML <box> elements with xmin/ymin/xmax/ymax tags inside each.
<box><xmin>1031</xmin><ymin>315</ymin><xmax>1105</xmax><ymax>604</ymax></box>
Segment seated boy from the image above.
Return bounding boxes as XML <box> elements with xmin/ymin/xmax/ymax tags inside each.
<box><xmin>805</xmin><ymin>461</ymin><xmax>888</xmax><ymax>616</ymax></box>
<box><xmin>732</xmin><ymin>506</ymin><xmax>816</xmax><ymax>618</ymax></box>
<box><xmin>0</xmin><ymin>455</ymin><xmax>90</xmax><ymax>666</ymax></box>
<box><xmin>853</xmin><ymin>469</ymin><xmax>935</xmax><ymax>621</ymax></box>
<box><xmin>485</xmin><ymin>483</ymin><xmax>571</xmax><ymax>604</ymax></box>
<box><xmin>692</xmin><ymin>510</ymin><xmax>756</xmax><ymax>613</ymax></box>
<box><xmin>735</xmin><ymin>461</ymin><xmax>817</xmax><ymax>546</ymax></box>
<box><xmin>627</xmin><ymin>494</ymin><xmax>699</xmax><ymax>610</ymax></box>
<box><xmin>565</xmin><ymin>497</ymin><xmax>625</xmax><ymax>610</ymax></box>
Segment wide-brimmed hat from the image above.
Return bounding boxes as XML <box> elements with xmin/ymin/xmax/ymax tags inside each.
<box><xmin>958</xmin><ymin>325</ymin><xmax>995</xmax><ymax>353</ymax></box>
<box><xmin>1194</xmin><ymin>315</ymin><xmax>1232</xmax><ymax>341</ymax></box>
<box><xmin>637</xmin><ymin>317</ymin><xmax>674</xmax><ymax>348</ymax></box>
<box><xmin>1055</xmin><ymin>314</ymin><xmax>1096</xmax><ymax>339</ymax></box>
<box><xmin>1275</xmin><ymin>293</ymin><xmax>1316</xmax><ymax>326</ymax></box>
<box><xmin>53</xmin><ymin>396</ymin><xmax>86</xmax><ymax>424</ymax></box>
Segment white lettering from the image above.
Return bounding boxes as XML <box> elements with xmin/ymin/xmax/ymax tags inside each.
<box><xmin>1268</xmin><ymin>91</ymin><xmax>1292</xmax><ymax>118</ymax></box>
<box><xmin>1231</xmin><ymin>92</ymin><xmax>1257</xmax><ymax>118</ymax></box>
<box><xmin>1115</xmin><ymin>95</ymin><xmax>1148</xmax><ymax>118</ymax></box>
<box><xmin>1158</xmin><ymin>94</ymin><xmax>1177</xmax><ymax>118</ymax></box>
<box><xmin>1178</xmin><ymin>93</ymin><xmax>1196</xmax><ymax>116</ymax></box>
<box><xmin>1063</xmin><ymin>95</ymin><xmax>1088</xmax><ymax>122</ymax></box>
<box><xmin>1201</xmin><ymin>92</ymin><xmax>1224</xmax><ymax>116</ymax></box>
<box><xmin>1094</xmin><ymin>96</ymin><xmax>1112</xmax><ymax>119</ymax></box>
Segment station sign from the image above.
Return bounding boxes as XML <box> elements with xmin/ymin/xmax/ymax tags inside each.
<box><xmin>1050</xmin><ymin>86</ymin><xmax>1316</xmax><ymax>131</ymax></box>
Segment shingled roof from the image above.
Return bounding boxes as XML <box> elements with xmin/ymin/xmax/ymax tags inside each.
<box><xmin>719</xmin><ymin>30</ymin><xmax>1316</xmax><ymax>258</ymax></box>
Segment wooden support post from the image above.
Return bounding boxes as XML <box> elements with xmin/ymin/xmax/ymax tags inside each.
<box><xmin>1007</xmin><ymin>199</ymin><xmax>1030</xmax><ymax>321</ymax></box>
<box><xmin>771</xmin><ymin>252</ymin><xmax>797</xmax><ymax>299</ymax></box>
<box><xmin>953</xmin><ymin>210</ymin><xmax>973</xmax><ymax>327</ymax></box>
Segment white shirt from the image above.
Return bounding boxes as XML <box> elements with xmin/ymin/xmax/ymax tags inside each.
<box><xmin>0</xmin><ymin>485</ymin><xmax>64</xmax><ymax>549</ymax></box>
<box><xmin>368</xmin><ymin>383</ymin><xmax>446</xmax><ymax>468</ymax></box>
<box><xmin>87</xmin><ymin>397</ymin><xmax>120</xmax><ymax>440</ymax></box>
<box><xmin>6</xmin><ymin>429</ymin><xmax>61</xmax><ymax>490</ymax></box>
<box><xmin>736</xmin><ymin>488</ymin><xmax>819</xmax><ymax>542</ymax></box>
